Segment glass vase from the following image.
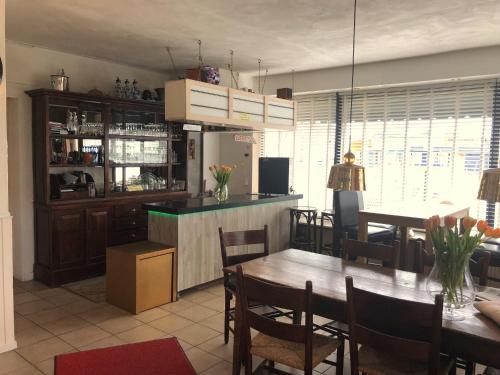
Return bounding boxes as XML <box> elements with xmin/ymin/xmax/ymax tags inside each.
<box><xmin>214</xmin><ymin>183</ymin><xmax>228</xmax><ymax>202</ymax></box>
<box><xmin>425</xmin><ymin>255</ymin><xmax>476</xmax><ymax>321</ymax></box>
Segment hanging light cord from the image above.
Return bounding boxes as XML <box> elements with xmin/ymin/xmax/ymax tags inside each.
<box><xmin>348</xmin><ymin>0</ymin><xmax>357</xmax><ymax>150</ymax></box>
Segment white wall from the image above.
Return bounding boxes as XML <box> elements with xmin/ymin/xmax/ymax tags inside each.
<box><xmin>6</xmin><ymin>41</ymin><xmax>171</xmax><ymax>281</ymax></box>
<box><xmin>0</xmin><ymin>0</ymin><xmax>17</xmax><ymax>353</ymax></box>
<box><xmin>219</xmin><ymin>133</ymin><xmax>252</xmax><ymax>195</ymax></box>
<box><xmin>256</xmin><ymin>46</ymin><xmax>500</xmax><ymax>95</ymax></box>
<box><xmin>186</xmin><ymin>131</ymin><xmax>201</xmax><ymax>197</ymax></box>
<box><xmin>202</xmin><ymin>132</ymin><xmax>253</xmax><ymax>195</ymax></box>
<box><xmin>202</xmin><ymin>132</ymin><xmax>221</xmax><ymax>192</ymax></box>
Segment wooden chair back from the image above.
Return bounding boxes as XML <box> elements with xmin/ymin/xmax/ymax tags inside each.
<box><xmin>236</xmin><ymin>265</ymin><xmax>315</xmax><ymax>371</ymax></box>
<box><xmin>343</xmin><ymin>237</ymin><xmax>400</xmax><ymax>269</ymax></box>
<box><xmin>334</xmin><ymin>190</ymin><xmax>362</xmax><ymax>229</ymax></box>
<box><xmin>218</xmin><ymin>225</ymin><xmax>269</xmax><ymax>269</ymax></box>
<box><xmin>413</xmin><ymin>241</ymin><xmax>491</xmax><ymax>286</ymax></box>
<box><xmin>345</xmin><ymin>276</ymin><xmax>444</xmax><ymax>375</ymax></box>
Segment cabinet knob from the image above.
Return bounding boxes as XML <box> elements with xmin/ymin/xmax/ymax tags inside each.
<box><xmin>131</xmin><ymin>221</ymin><xmax>136</xmax><ymax>225</ymax></box>
<box><xmin>130</xmin><ymin>233</ymin><xmax>136</xmax><ymax>239</ymax></box>
<box><xmin>130</xmin><ymin>208</ymin><xmax>137</xmax><ymax>213</ymax></box>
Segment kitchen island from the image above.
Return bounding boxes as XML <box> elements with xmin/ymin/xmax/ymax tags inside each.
<box><xmin>144</xmin><ymin>194</ymin><xmax>302</xmax><ymax>291</ymax></box>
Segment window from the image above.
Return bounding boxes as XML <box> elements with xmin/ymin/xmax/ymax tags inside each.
<box><xmin>260</xmin><ymin>93</ymin><xmax>338</xmax><ymax>210</ymax></box>
<box><xmin>341</xmin><ymin>80</ymin><xmax>499</xmax><ymax>224</ymax></box>
<box><xmin>260</xmin><ymin>80</ymin><xmax>499</xmax><ymax>225</ymax></box>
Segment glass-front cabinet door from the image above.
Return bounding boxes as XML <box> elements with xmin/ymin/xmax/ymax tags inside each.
<box><xmin>108</xmin><ymin>108</ymin><xmax>169</xmax><ymax>194</ymax></box>
<box><xmin>48</xmin><ymin>101</ymin><xmax>105</xmax><ymax>200</ymax></box>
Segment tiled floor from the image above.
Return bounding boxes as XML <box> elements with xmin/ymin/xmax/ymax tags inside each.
<box><xmin>3</xmin><ymin>278</ymin><xmax>477</xmax><ymax>375</ymax></box>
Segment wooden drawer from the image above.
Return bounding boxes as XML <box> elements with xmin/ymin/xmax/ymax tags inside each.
<box><xmin>108</xmin><ymin>227</ymin><xmax>148</xmax><ymax>246</ymax></box>
<box><xmin>114</xmin><ymin>203</ymin><xmax>147</xmax><ymax>217</ymax></box>
<box><xmin>113</xmin><ymin>214</ymin><xmax>147</xmax><ymax>231</ymax></box>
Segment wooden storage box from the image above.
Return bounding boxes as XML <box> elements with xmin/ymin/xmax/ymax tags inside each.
<box><xmin>106</xmin><ymin>241</ymin><xmax>176</xmax><ymax>314</ymax></box>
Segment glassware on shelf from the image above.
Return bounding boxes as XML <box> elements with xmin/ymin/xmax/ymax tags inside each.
<box><xmin>109</xmin><ymin>122</ymin><xmax>168</xmax><ymax>137</ymax></box>
<box><xmin>124</xmin><ymin>141</ymin><xmax>143</xmax><ymax>164</ymax></box>
<box><xmin>79</xmin><ymin>122</ymin><xmax>104</xmax><ymax>137</ymax></box>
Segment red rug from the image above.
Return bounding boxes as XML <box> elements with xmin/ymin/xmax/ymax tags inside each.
<box><xmin>55</xmin><ymin>337</ymin><xmax>196</xmax><ymax>375</ymax></box>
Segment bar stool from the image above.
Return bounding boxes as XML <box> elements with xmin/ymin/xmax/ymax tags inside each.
<box><xmin>289</xmin><ymin>206</ymin><xmax>318</xmax><ymax>252</ymax></box>
<box><xmin>319</xmin><ymin>209</ymin><xmax>335</xmax><ymax>255</ymax></box>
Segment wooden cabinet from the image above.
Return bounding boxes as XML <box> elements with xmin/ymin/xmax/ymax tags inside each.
<box><xmin>27</xmin><ymin>89</ymin><xmax>190</xmax><ymax>286</ymax></box>
<box><xmin>86</xmin><ymin>207</ymin><xmax>110</xmax><ymax>263</ymax></box>
<box><xmin>53</xmin><ymin>209</ymin><xmax>86</xmax><ymax>268</ymax></box>
<box><xmin>165</xmin><ymin>79</ymin><xmax>296</xmax><ymax>130</ymax></box>
<box><xmin>106</xmin><ymin>241</ymin><xmax>176</xmax><ymax>314</ymax></box>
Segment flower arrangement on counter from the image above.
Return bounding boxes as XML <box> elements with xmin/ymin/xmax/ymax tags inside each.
<box><xmin>424</xmin><ymin>215</ymin><xmax>499</xmax><ymax>318</ymax></box>
<box><xmin>209</xmin><ymin>164</ymin><xmax>236</xmax><ymax>201</ymax></box>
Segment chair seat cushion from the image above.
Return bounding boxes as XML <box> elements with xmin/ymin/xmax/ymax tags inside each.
<box><xmin>484</xmin><ymin>367</ymin><xmax>500</xmax><ymax>375</ymax></box>
<box><xmin>250</xmin><ymin>332</ymin><xmax>341</xmax><ymax>370</ymax></box>
<box><xmin>358</xmin><ymin>345</ymin><xmax>454</xmax><ymax>375</ymax></box>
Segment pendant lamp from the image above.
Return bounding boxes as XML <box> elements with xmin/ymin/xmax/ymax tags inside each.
<box><xmin>478</xmin><ymin>168</ymin><xmax>500</xmax><ymax>202</ymax></box>
<box><xmin>327</xmin><ymin>0</ymin><xmax>366</xmax><ymax>191</ymax></box>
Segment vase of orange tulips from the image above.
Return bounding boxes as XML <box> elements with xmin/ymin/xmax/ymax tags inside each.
<box><xmin>209</xmin><ymin>164</ymin><xmax>235</xmax><ymax>202</ymax></box>
<box><xmin>424</xmin><ymin>215</ymin><xmax>499</xmax><ymax>320</ymax></box>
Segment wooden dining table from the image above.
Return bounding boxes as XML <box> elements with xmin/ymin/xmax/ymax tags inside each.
<box><xmin>358</xmin><ymin>202</ymin><xmax>470</xmax><ymax>270</ymax></box>
<box><xmin>225</xmin><ymin>249</ymin><xmax>500</xmax><ymax>372</ymax></box>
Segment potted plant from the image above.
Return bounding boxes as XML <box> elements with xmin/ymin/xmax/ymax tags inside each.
<box><xmin>209</xmin><ymin>164</ymin><xmax>236</xmax><ymax>202</ymax></box>
<box><xmin>424</xmin><ymin>215</ymin><xmax>499</xmax><ymax>320</ymax></box>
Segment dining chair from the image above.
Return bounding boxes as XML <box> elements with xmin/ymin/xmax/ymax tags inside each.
<box><xmin>219</xmin><ymin>225</ymin><xmax>283</xmax><ymax>344</ymax></box>
<box><xmin>316</xmin><ymin>237</ymin><xmax>400</xmax><ymax>338</ymax></box>
<box><xmin>343</xmin><ymin>237</ymin><xmax>400</xmax><ymax>269</ymax></box>
<box><xmin>235</xmin><ymin>264</ymin><xmax>345</xmax><ymax>375</ymax></box>
<box><xmin>345</xmin><ymin>275</ymin><xmax>456</xmax><ymax>375</ymax></box>
<box><xmin>413</xmin><ymin>241</ymin><xmax>492</xmax><ymax>286</ymax></box>
<box><xmin>333</xmin><ymin>190</ymin><xmax>396</xmax><ymax>256</ymax></box>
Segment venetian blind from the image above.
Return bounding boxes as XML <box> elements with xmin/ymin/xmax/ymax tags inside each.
<box><xmin>260</xmin><ymin>93</ymin><xmax>338</xmax><ymax>210</ymax></box>
<box><xmin>341</xmin><ymin>80</ymin><xmax>498</xmax><ymax>224</ymax></box>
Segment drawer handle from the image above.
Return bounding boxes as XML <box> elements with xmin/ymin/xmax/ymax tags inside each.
<box><xmin>130</xmin><ymin>233</ymin><xmax>137</xmax><ymax>239</ymax></box>
<box><xmin>130</xmin><ymin>208</ymin><xmax>137</xmax><ymax>213</ymax></box>
<box><xmin>131</xmin><ymin>221</ymin><xmax>136</xmax><ymax>225</ymax></box>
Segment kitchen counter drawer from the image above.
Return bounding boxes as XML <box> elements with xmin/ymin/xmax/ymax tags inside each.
<box><xmin>108</xmin><ymin>228</ymin><xmax>147</xmax><ymax>246</ymax></box>
<box><xmin>114</xmin><ymin>203</ymin><xmax>147</xmax><ymax>217</ymax></box>
<box><xmin>113</xmin><ymin>215</ymin><xmax>147</xmax><ymax>231</ymax></box>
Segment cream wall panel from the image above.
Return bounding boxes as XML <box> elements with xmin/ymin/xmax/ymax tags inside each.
<box><xmin>0</xmin><ymin>0</ymin><xmax>16</xmax><ymax>353</ymax></box>
<box><xmin>256</xmin><ymin>46</ymin><xmax>500</xmax><ymax>95</ymax></box>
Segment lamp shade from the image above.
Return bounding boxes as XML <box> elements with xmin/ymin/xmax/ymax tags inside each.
<box><xmin>477</xmin><ymin>168</ymin><xmax>500</xmax><ymax>202</ymax></box>
<box><xmin>327</xmin><ymin>162</ymin><xmax>366</xmax><ymax>191</ymax></box>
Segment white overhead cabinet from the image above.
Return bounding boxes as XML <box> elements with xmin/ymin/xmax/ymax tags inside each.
<box><xmin>165</xmin><ymin>79</ymin><xmax>295</xmax><ymax>130</ymax></box>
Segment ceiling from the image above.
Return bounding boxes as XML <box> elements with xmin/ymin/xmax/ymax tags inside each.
<box><xmin>6</xmin><ymin>0</ymin><xmax>500</xmax><ymax>75</ymax></box>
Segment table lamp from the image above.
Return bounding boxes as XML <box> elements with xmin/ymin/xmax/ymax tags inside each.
<box><xmin>477</xmin><ymin>168</ymin><xmax>500</xmax><ymax>226</ymax></box>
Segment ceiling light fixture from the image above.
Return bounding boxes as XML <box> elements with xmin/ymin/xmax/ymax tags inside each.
<box><xmin>327</xmin><ymin>0</ymin><xmax>366</xmax><ymax>191</ymax></box>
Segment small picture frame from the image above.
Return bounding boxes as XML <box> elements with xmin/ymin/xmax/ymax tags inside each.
<box><xmin>188</xmin><ymin>138</ymin><xmax>196</xmax><ymax>160</ymax></box>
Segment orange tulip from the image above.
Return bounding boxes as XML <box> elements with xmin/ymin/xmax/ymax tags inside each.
<box><xmin>485</xmin><ymin>227</ymin><xmax>495</xmax><ymax>237</ymax></box>
<box><xmin>423</xmin><ymin>219</ymin><xmax>433</xmax><ymax>230</ymax></box>
<box><xmin>444</xmin><ymin>216</ymin><xmax>457</xmax><ymax>229</ymax></box>
<box><xmin>493</xmin><ymin>228</ymin><xmax>500</xmax><ymax>238</ymax></box>
<box><xmin>477</xmin><ymin>220</ymin><xmax>489</xmax><ymax>233</ymax></box>
<box><xmin>431</xmin><ymin>215</ymin><xmax>441</xmax><ymax>229</ymax></box>
<box><xmin>462</xmin><ymin>216</ymin><xmax>477</xmax><ymax>230</ymax></box>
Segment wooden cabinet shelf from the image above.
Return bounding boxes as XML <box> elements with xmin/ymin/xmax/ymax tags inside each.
<box><xmin>108</xmin><ymin>134</ymin><xmax>169</xmax><ymax>141</ymax></box>
<box><xmin>49</xmin><ymin>134</ymin><xmax>104</xmax><ymax>140</ymax></box>
<box><xmin>27</xmin><ymin>89</ymin><xmax>190</xmax><ymax>286</ymax></box>
<box><xmin>110</xmin><ymin>163</ymin><xmax>167</xmax><ymax>168</ymax></box>
<box><xmin>49</xmin><ymin>163</ymin><xmax>104</xmax><ymax>168</ymax></box>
